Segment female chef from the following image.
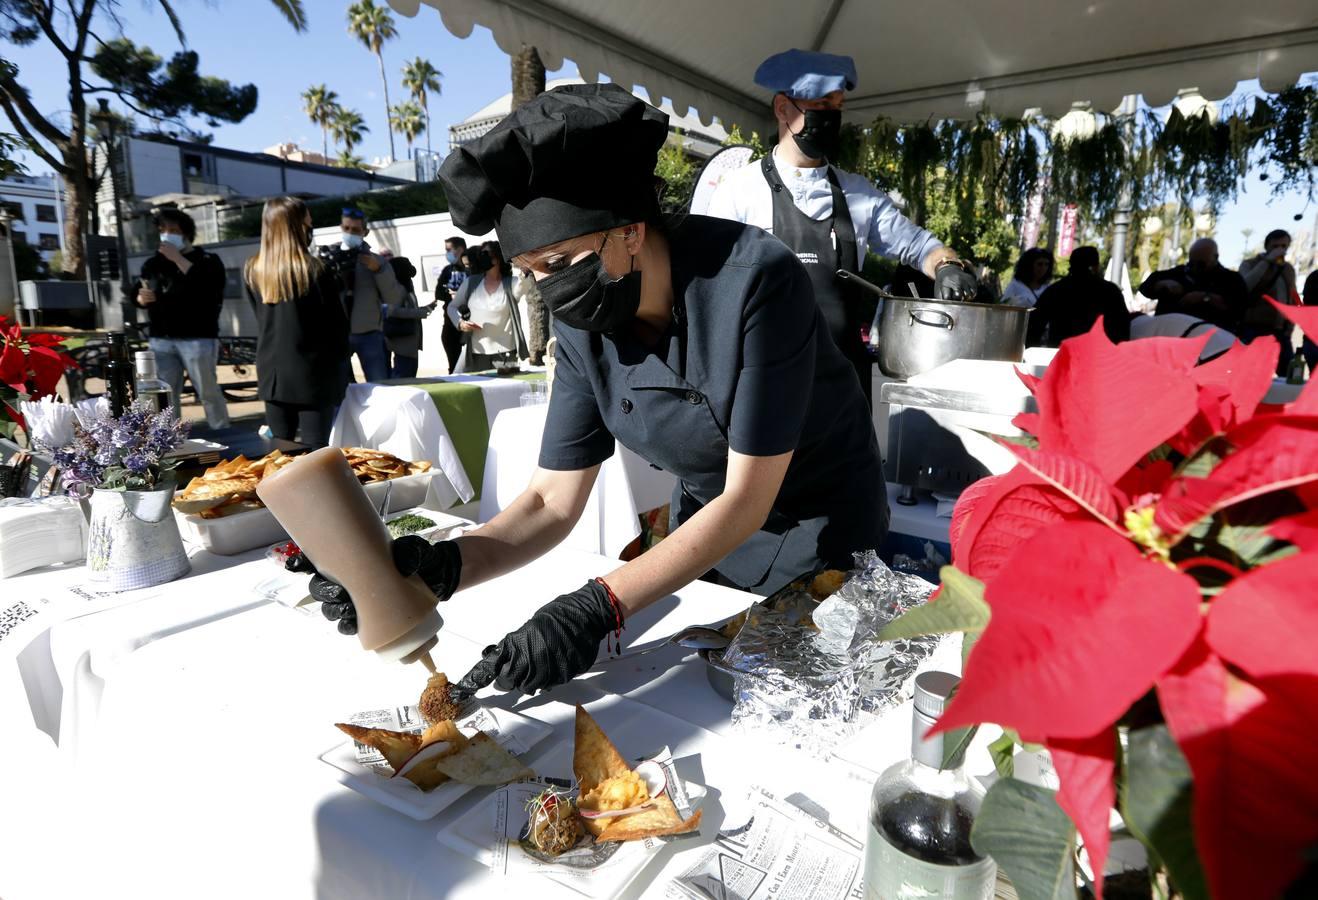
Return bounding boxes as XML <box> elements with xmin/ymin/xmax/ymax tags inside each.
<box><xmin>310</xmin><ymin>83</ymin><xmax>887</xmax><ymax>696</ymax></box>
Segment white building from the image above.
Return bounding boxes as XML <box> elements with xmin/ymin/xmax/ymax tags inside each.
<box><xmin>449</xmin><ymin>77</ymin><xmax>729</xmax><ymax>158</ymax></box>
<box><xmin>0</xmin><ymin>174</ymin><xmax>66</xmax><ymax>262</ymax></box>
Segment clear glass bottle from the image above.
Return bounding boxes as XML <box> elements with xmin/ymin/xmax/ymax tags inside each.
<box><xmin>133</xmin><ymin>350</ymin><xmax>171</xmax><ymax>413</ymax></box>
<box><xmin>864</xmin><ymin>671</ymin><xmax>996</xmax><ymax>900</ymax></box>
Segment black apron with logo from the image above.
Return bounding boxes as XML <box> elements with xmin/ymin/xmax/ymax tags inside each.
<box><xmin>760</xmin><ymin>155</ymin><xmax>871</xmax><ymax>403</ymax></box>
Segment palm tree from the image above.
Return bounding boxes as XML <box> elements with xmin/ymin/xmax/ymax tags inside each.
<box><xmin>347</xmin><ymin>0</ymin><xmax>399</xmax><ymax>162</ymax></box>
<box><xmin>401</xmin><ymin>57</ymin><xmax>443</xmax><ymax>154</ymax></box>
<box><xmin>330</xmin><ymin>107</ymin><xmax>369</xmax><ymax>159</ymax></box>
<box><xmin>336</xmin><ymin>149</ymin><xmax>366</xmax><ymax>170</ymax></box>
<box><xmin>511</xmin><ymin>44</ymin><xmax>546</xmax><ymax>111</ymax></box>
<box><xmin>301</xmin><ymin>84</ymin><xmax>340</xmax><ymax>161</ymax></box>
<box><xmin>388</xmin><ymin>101</ymin><xmax>426</xmax><ymax>159</ymax></box>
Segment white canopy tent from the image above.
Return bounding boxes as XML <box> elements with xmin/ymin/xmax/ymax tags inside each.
<box><xmin>386</xmin><ymin>0</ymin><xmax>1317</xmax><ymax>129</ymax></box>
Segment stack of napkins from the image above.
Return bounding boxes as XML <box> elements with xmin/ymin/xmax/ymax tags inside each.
<box><xmin>0</xmin><ymin>497</ymin><xmax>88</xmax><ymax>578</ymax></box>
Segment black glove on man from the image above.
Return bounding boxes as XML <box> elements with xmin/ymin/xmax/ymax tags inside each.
<box><xmin>934</xmin><ymin>260</ymin><xmax>978</xmax><ymax>301</ymax></box>
<box><xmin>289</xmin><ymin>535</ymin><xmax>462</xmax><ymax>635</ymax></box>
<box><xmin>454</xmin><ymin>580</ymin><xmax>621</xmax><ymax>698</ymax></box>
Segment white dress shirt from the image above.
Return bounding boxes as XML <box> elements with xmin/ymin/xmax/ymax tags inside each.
<box><xmin>705</xmin><ymin>146</ymin><xmax>943</xmax><ymax>267</ymax></box>
<box><xmin>1002</xmin><ymin>278</ymin><xmax>1048</xmax><ymax>309</ymax></box>
<box><xmin>466</xmin><ymin>279</ymin><xmax>516</xmax><ymax>355</ymax></box>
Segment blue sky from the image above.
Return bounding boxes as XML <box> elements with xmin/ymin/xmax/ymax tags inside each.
<box><xmin>2</xmin><ymin>1</ymin><xmax>1312</xmax><ymax>268</ymax></box>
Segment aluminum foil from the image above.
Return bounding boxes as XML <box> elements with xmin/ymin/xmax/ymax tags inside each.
<box><xmin>721</xmin><ymin>551</ymin><xmax>942</xmax><ymax>757</ymax></box>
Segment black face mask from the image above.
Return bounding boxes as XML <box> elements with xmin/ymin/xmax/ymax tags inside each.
<box><xmin>790</xmin><ymin>101</ymin><xmax>842</xmax><ymax>161</ymax></box>
<box><xmin>536</xmin><ymin>245</ymin><xmax>641</xmax><ymax>333</ymax></box>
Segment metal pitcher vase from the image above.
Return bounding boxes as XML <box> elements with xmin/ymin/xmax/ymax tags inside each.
<box><xmin>86</xmin><ymin>486</ymin><xmax>190</xmax><ymax>591</ymax></box>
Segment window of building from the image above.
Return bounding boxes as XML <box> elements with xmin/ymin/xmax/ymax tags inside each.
<box><xmin>0</xmin><ymin>201</ymin><xmax>22</xmax><ymax>221</ymax></box>
<box><xmin>38</xmin><ymin>233</ymin><xmax>59</xmax><ymax>251</ymax></box>
<box><xmin>184</xmin><ymin>152</ymin><xmax>204</xmax><ymax>177</ymax></box>
<box><xmin>11</xmin><ymin>229</ymin><xmax>26</xmax><ymax>244</ymax></box>
<box><xmin>36</xmin><ymin>204</ymin><xmax>57</xmax><ymax>222</ymax></box>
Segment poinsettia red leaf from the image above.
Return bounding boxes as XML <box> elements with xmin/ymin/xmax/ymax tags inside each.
<box><xmin>1015</xmin><ymin>366</ymin><xmax>1042</xmax><ymax>396</ymax></box>
<box><xmin>1159</xmin><ymin>637</ymin><xmax>1318</xmax><ymax>900</ymax></box>
<box><xmin>1206</xmin><ymin>552</ymin><xmax>1318</xmax><ymax>680</ymax></box>
<box><xmin>1190</xmin><ymin>336</ymin><xmax>1278</xmax><ymax>424</ymax></box>
<box><xmin>1004</xmin><ymin>444</ymin><xmax>1123</xmax><ymax>525</ymax></box>
<box><xmin>1269</xmin><ymin>510</ymin><xmax>1318</xmax><ymax>551</ymax></box>
<box><xmin>1157</xmin><ymin>417</ymin><xmax>1318</xmax><ymax>538</ymax></box>
<box><xmin>1030</xmin><ymin>323</ymin><xmax>1202</xmax><ymax>482</ymax></box>
<box><xmin>1168</xmin><ymin>384</ymin><xmax>1234</xmax><ymax>456</ymax></box>
<box><xmin>936</xmin><ymin>521</ymin><xmax>1203</xmax><ymax>739</ymax></box>
<box><xmin>1114</xmin><ymin>459</ymin><xmax>1175</xmax><ymax>501</ymax></box>
<box><xmin>1012</xmin><ymin>411</ymin><xmax>1041</xmax><ymax>436</ymax></box>
<box><xmin>949</xmin><ymin>473</ymin><xmax>1005</xmax><ymax>565</ymax></box>
<box><xmin>0</xmin><ymin>341</ymin><xmax>26</xmax><ymax>392</ymax></box>
<box><xmin>1050</xmin><ymin>731</ymin><xmax>1116</xmax><ymax>900</ymax></box>
<box><xmin>955</xmin><ymin>468</ymin><xmax>1089</xmax><ymax>581</ymax></box>
<box><xmin>24</xmin><ymin>332</ymin><xmax>68</xmax><ymax>348</ymax></box>
<box><xmin>1272</xmin><ymin>296</ymin><xmax>1318</xmax><ymax>344</ymax></box>
<box><xmin>25</xmin><ymin>345</ymin><xmax>67</xmax><ymax>398</ymax></box>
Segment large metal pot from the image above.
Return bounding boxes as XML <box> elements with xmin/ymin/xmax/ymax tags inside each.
<box><xmin>839</xmin><ymin>271</ymin><xmax>1030</xmax><ymax>379</ymax></box>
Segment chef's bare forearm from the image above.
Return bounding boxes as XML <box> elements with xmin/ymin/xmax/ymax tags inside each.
<box><xmin>602</xmin><ymin>450</ymin><xmax>793</xmax><ymax>618</ymax></box>
<box><xmin>454</xmin><ymin>464</ymin><xmax>600</xmax><ymax>590</ymax></box>
<box><xmin>921</xmin><ymin>246</ymin><xmax>959</xmax><ymax>279</ymax></box>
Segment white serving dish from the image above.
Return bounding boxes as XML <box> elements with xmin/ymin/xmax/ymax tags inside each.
<box><xmin>175</xmin><ymin>470</ymin><xmax>439</xmax><ymax>556</ymax></box>
<box><xmin>319</xmin><ymin>704</ymin><xmax>553</xmax><ymax>821</ymax></box>
<box><xmin>383</xmin><ymin>506</ymin><xmax>474</xmax><ymax>542</ymax></box>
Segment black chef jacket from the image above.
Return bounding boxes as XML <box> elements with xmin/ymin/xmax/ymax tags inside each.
<box><xmin>539</xmin><ymin>215</ymin><xmax>887</xmax><ymax>595</ymax></box>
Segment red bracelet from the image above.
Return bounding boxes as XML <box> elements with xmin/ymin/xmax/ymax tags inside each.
<box><xmin>593</xmin><ymin>577</ymin><xmax>626</xmax><ymax>657</ymax></box>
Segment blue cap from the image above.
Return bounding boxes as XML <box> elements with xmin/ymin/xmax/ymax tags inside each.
<box><xmin>754</xmin><ymin>49</ymin><xmax>857</xmax><ymax>100</ymax></box>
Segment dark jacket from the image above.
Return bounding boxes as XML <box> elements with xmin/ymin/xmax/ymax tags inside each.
<box><xmin>1027</xmin><ymin>272</ymin><xmax>1130</xmax><ymax>346</ymax></box>
<box><xmin>1139</xmin><ymin>263</ymin><xmax>1248</xmax><ymax>332</ymax></box>
<box><xmin>131</xmin><ymin>246</ymin><xmax>226</xmax><ymax>339</ymax></box>
<box><xmin>248</xmin><ymin>268</ymin><xmax>350</xmax><ymax>407</ymax></box>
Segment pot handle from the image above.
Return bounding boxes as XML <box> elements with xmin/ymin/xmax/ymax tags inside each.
<box><xmin>909</xmin><ymin>308</ymin><xmax>955</xmax><ymax>330</ymax></box>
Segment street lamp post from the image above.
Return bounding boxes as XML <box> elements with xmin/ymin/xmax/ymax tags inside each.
<box><xmin>0</xmin><ymin>209</ymin><xmax>20</xmax><ymax>320</ymax></box>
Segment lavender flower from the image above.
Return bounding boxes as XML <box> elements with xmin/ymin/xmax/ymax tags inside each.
<box><xmin>50</xmin><ymin>398</ymin><xmax>189</xmax><ymax>494</ymax></box>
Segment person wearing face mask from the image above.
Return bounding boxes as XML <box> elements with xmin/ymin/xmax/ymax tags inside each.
<box><xmin>335</xmin><ymin>207</ymin><xmax>404</xmax><ymax>383</ymax></box>
<box><xmin>301</xmin><ymin>83</ymin><xmax>887</xmax><ymax>698</ymax></box>
<box><xmin>1139</xmin><ymin>238</ymin><xmax>1249</xmax><ymax>333</ymax></box>
<box><xmin>1239</xmin><ymin>229</ymin><xmax>1301</xmax><ymax>375</ymax></box>
<box><xmin>706</xmin><ymin>49</ymin><xmax>978</xmax><ymax>405</ymax></box>
<box><xmin>130</xmin><ymin>208</ymin><xmax>230</xmax><ymax>428</ymax></box>
<box><xmin>436</xmin><ymin>236</ymin><xmax>469</xmax><ymax>373</ymax></box>
<box><xmin>446</xmin><ymin>241</ymin><xmax>529</xmax><ymax>372</ymax></box>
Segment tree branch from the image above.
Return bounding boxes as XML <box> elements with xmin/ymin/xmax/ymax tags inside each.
<box><xmin>0</xmin><ymin>68</ymin><xmax>69</xmax><ymax>147</ymax></box>
<box><xmin>0</xmin><ymin>93</ymin><xmax>67</xmax><ymax>174</ymax></box>
<box><xmin>29</xmin><ymin>0</ymin><xmax>73</xmax><ymax>58</ymax></box>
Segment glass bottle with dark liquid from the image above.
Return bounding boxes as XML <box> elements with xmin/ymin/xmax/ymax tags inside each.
<box><xmin>134</xmin><ymin>350</ymin><xmax>171</xmax><ymax>413</ymax></box>
<box><xmin>104</xmin><ymin>332</ymin><xmax>134</xmax><ymax>416</ymax></box>
<box><xmin>864</xmin><ymin>671</ymin><xmax>996</xmax><ymax>899</ymax></box>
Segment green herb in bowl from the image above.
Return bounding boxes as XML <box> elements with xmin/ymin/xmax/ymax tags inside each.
<box><xmin>386</xmin><ymin>513</ymin><xmax>437</xmax><ymax>538</ymax></box>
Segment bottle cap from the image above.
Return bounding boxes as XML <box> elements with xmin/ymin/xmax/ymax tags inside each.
<box><xmin>913</xmin><ymin>671</ymin><xmax>960</xmax><ymax>719</ymax></box>
<box><xmin>134</xmin><ymin>350</ymin><xmax>155</xmax><ymax>365</ymax></box>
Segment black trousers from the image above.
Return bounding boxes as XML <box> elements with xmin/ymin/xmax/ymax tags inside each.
<box><xmin>264</xmin><ymin>401</ymin><xmax>334</xmax><ymax>449</ymax></box>
<box><xmin>441</xmin><ymin>311</ymin><xmax>462</xmax><ymax>373</ymax></box>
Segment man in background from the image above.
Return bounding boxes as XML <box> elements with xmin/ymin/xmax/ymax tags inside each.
<box><xmin>337</xmin><ymin>207</ymin><xmax>403</xmax><ymax>383</ymax></box>
<box><xmin>1139</xmin><ymin>238</ymin><xmax>1248</xmax><ymax>334</ymax></box>
<box><xmin>131</xmin><ymin>208</ymin><xmax>230</xmax><ymax>428</ymax></box>
<box><xmin>1027</xmin><ymin>246</ymin><xmax>1130</xmax><ymax>347</ymax></box>
<box><xmin>1240</xmin><ymin>228</ymin><xmax>1300</xmax><ymax>375</ymax></box>
<box><xmin>436</xmin><ymin>235</ymin><xmax>467</xmax><ymax>373</ymax></box>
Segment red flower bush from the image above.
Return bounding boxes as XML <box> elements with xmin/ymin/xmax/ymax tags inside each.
<box><xmin>0</xmin><ymin>316</ymin><xmax>77</xmax><ymax>434</ymax></box>
<box><xmin>890</xmin><ymin>300</ymin><xmax>1318</xmax><ymax>899</ymax></box>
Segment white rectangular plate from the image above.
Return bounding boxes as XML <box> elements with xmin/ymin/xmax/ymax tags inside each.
<box><xmin>319</xmin><ymin>705</ymin><xmax>552</xmax><ymax>821</ymax></box>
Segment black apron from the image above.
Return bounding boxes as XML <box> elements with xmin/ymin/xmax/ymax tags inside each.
<box><xmin>760</xmin><ymin>156</ymin><xmax>871</xmax><ymax>403</ymax></box>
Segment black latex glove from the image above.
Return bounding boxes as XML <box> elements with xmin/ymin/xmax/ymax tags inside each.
<box><xmin>454</xmin><ymin>580</ymin><xmax>620</xmax><ymax>698</ymax></box>
<box><xmin>934</xmin><ymin>261</ymin><xmax>978</xmax><ymax>301</ymax></box>
<box><xmin>293</xmin><ymin>536</ymin><xmax>462</xmax><ymax>636</ymax></box>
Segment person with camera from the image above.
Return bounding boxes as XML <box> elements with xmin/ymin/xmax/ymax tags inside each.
<box><xmin>130</xmin><ymin>208</ymin><xmax>230</xmax><ymax>428</ymax></box>
<box><xmin>245</xmin><ymin>197</ymin><xmax>350</xmax><ymax>448</ymax></box>
<box><xmin>378</xmin><ymin>249</ymin><xmax>436</xmax><ymax>379</ymax></box>
<box><xmin>446</xmin><ymin>240</ymin><xmax>528</xmax><ymax>372</ymax></box>
<box><xmin>322</xmin><ymin>206</ymin><xmax>404</xmax><ymax>383</ymax></box>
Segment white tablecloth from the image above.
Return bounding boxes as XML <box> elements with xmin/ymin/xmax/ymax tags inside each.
<box><xmin>479</xmin><ymin>404</ymin><xmax>678</xmax><ymax>557</ymax></box>
<box><xmin>328</xmin><ymin>377</ymin><xmax>531</xmax><ymax>508</ymax></box>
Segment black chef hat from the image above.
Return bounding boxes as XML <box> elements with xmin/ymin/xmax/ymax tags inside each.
<box><xmin>438</xmin><ymin>82</ymin><xmax>669</xmax><ymax>258</ymax></box>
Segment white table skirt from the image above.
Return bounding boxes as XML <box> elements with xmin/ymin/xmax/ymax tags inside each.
<box><xmin>328</xmin><ymin>378</ymin><xmax>531</xmax><ymax>508</ymax></box>
<box><xmin>479</xmin><ymin>404</ymin><xmax>677</xmax><ymax>557</ymax></box>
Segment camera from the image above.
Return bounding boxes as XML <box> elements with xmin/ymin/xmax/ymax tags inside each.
<box><xmin>318</xmin><ymin>242</ymin><xmax>361</xmax><ymax>277</ymax></box>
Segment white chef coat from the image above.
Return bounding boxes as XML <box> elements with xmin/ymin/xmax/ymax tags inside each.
<box><xmin>466</xmin><ymin>278</ymin><xmax>516</xmax><ymax>355</ymax></box>
<box><xmin>705</xmin><ymin>146</ymin><xmax>943</xmax><ymax>267</ymax></box>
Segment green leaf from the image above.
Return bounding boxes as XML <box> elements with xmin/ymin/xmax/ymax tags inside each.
<box><xmin>988</xmin><ymin>731</ymin><xmax>1017</xmax><ymax>778</ymax></box>
<box><xmin>941</xmin><ymin>724</ymin><xmax>978</xmax><ymax>771</ymax></box>
<box><xmin>880</xmin><ymin>567</ymin><xmax>990</xmax><ymax>641</ymax></box>
<box><xmin>1122</xmin><ymin>726</ymin><xmax>1209</xmax><ymax>900</ymax></box>
<box><xmin>971</xmin><ymin>778</ymin><xmax>1078</xmax><ymax>900</ymax></box>
<box><xmin>1175</xmin><ymin>438</ymin><xmax>1227</xmax><ymax>479</ymax></box>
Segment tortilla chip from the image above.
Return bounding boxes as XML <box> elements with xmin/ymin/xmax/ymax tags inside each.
<box><xmin>392</xmin><ymin>720</ymin><xmax>468</xmax><ymax>792</ymax></box>
<box><xmin>334</xmin><ymin>723</ymin><xmax>422</xmax><ymax>771</ymax></box>
<box><xmin>434</xmin><ymin>732</ymin><xmax>533</xmax><ymax>786</ymax></box>
<box><xmin>595</xmin><ymin>797</ymin><xmax>703</xmax><ymax>843</ymax></box>
<box><xmin>573</xmin><ymin>706</ymin><xmax>631</xmax><ymax>795</ymax></box>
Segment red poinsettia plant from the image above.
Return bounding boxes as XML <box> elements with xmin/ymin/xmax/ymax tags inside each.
<box><xmin>883</xmin><ymin>299</ymin><xmax>1318</xmax><ymax>900</ymax></box>
<box><xmin>0</xmin><ymin>315</ymin><xmax>76</xmax><ymax>436</ymax></box>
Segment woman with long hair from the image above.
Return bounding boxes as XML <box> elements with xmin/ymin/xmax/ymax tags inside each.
<box><xmin>244</xmin><ymin>197</ymin><xmax>350</xmax><ymax>448</ymax></box>
<box><xmin>447</xmin><ymin>239</ymin><xmax>528</xmax><ymax>371</ymax></box>
<box><xmin>1002</xmin><ymin>247</ymin><xmax>1054</xmax><ymax>308</ymax></box>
